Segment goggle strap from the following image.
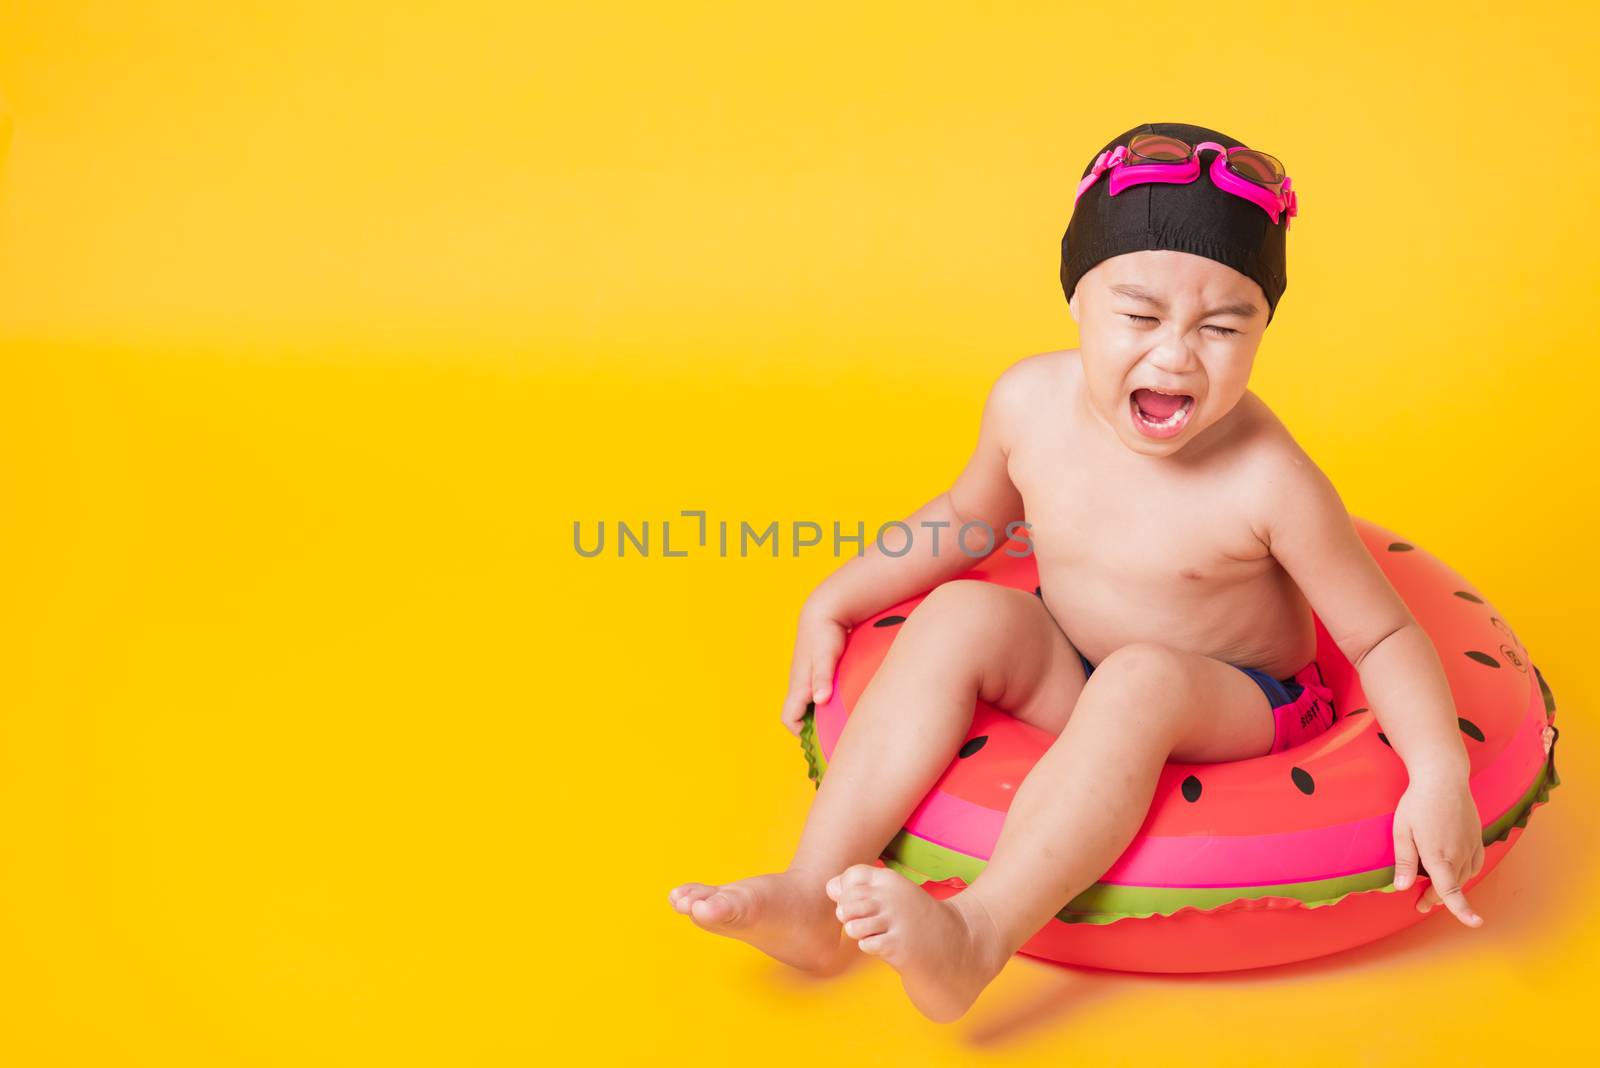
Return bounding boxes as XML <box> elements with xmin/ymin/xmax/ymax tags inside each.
<box><xmin>1077</xmin><ymin>141</ymin><xmax>1298</xmax><ymax>227</ymax></box>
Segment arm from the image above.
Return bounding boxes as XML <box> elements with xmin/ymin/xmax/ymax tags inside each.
<box><xmin>1262</xmin><ymin>455</ymin><xmax>1467</xmax><ymax>778</ymax></box>
<box><xmin>1259</xmin><ymin>447</ymin><xmax>1483</xmax><ymax>926</ymax></box>
<box><xmin>803</xmin><ymin>360</ymin><xmax>1029</xmax><ymax>629</ymax></box>
<box><xmin>779</xmin><ymin>360</ymin><xmax>1030</xmax><ymax>732</ymax></box>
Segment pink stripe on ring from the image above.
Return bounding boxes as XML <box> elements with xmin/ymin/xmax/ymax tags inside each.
<box><xmin>897</xmin><ymin>695</ymin><xmax>1549</xmax><ymax>888</ymax></box>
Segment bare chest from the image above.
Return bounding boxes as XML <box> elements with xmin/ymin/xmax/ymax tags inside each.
<box><xmin>1007</xmin><ymin>433</ymin><xmax>1269</xmax><ymax>584</ymax></box>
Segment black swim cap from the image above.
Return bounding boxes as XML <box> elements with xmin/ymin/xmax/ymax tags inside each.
<box><xmin>1061</xmin><ymin>121</ymin><xmax>1289</xmax><ymax>324</ymax></box>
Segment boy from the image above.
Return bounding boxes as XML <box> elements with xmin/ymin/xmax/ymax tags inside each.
<box><xmin>669</xmin><ymin>122</ymin><xmax>1483</xmax><ymax>1022</ymax></box>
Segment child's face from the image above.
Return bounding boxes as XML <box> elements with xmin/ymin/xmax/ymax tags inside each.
<box><xmin>1069</xmin><ymin>250</ymin><xmax>1269</xmax><ymax>457</ymax></box>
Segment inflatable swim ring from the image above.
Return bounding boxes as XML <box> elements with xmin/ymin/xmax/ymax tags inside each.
<box><xmin>798</xmin><ymin>517</ymin><xmax>1560</xmax><ymax>973</ymax></box>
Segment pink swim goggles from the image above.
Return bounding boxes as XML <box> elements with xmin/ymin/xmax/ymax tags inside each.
<box><xmin>1075</xmin><ymin>134</ymin><xmax>1298</xmax><ymax>229</ymax></box>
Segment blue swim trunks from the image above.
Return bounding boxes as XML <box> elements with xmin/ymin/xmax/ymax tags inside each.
<box><xmin>1076</xmin><ymin>651</ymin><xmax>1337</xmax><ymax>754</ymax></box>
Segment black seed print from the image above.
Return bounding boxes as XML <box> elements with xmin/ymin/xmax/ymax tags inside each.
<box><xmin>958</xmin><ymin>736</ymin><xmax>988</xmax><ymax>758</ymax></box>
<box><xmin>1377</xmin><ymin>732</ymin><xmax>1391</xmax><ymax>747</ymax></box>
<box><xmin>1387</xmin><ymin>542</ymin><xmax>1414</xmax><ymax>552</ymax></box>
<box><xmin>874</xmin><ymin>615</ymin><xmax>907</xmax><ymax>628</ymax></box>
<box><xmin>1458</xmin><ymin>717</ymin><xmax>1485</xmax><ymax>742</ymax></box>
<box><xmin>1346</xmin><ymin>707</ymin><xmax>1369</xmax><ymax>716</ymax></box>
<box><xmin>1464</xmin><ymin>650</ymin><xmax>1500</xmax><ymax>668</ymax></box>
<box><xmin>1453</xmin><ymin>591</ymin><xmax>1484</xmax><ymax>603</ymax></box>
<box><xmin>1180</xmin><ymin>775</ymin><xmax>1202</xmax><ymax>803</ymax></box>
<box><xmin>1290</xmin><ymin>767</ymin><xmax>1315</xmax><ymax>795</ymax></box>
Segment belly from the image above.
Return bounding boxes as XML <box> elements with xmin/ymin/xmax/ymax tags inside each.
<box><xmin>1038</xmin><ymin>557</ymin><xmax>1319</xmax><ymax>678</ymax></box>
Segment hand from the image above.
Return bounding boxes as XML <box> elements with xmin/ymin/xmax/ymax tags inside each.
<box><xmin>1391</xmin><ymin>772</ymin><xmax>1486</xmax><ymax>927</ymax></box>
<box><xmin>780</xmin><ymin>599</ymin><xmax>850</xmax><ymax>736</ymax></box>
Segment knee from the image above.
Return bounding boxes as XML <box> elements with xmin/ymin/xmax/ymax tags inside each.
<box><xmin>904</xmin><ymin>579</ymin><xmax>993</xmax><ymax>631</ymax></box>
<box><xmin>1081</xmin><ymin>642</ymin><xmax>1195</xmax><ymax>723</ymax></box>
<box><xmin>896</xmin><ymin>580</ymin><xmax>1002</xmax><ymax>658</ymax></box>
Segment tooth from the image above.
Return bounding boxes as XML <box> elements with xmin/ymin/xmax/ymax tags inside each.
<box><xmin>1136</xmin><ymin>398</ymin><xmax>1191</xmax><ymax>429</ymax></box>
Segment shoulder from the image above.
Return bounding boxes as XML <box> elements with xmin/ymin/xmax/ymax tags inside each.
<box><xmin>985</xmin><ymin>349</ymin><xmax>1073</xmax><ymax>419</ymax></box>
<box><xmin>1231</xmin><ymin>391</ymin><xmax>1346</xmax><ymax>543</ymax></box>
<box><xmin>975</xmin><ymin>350</ymin><xmax>1074</xmax><ymax>453</ymax></box>
<box><xmin>1233</xmin><ymin>392</ymin><xmax>1323</xmax><ymax>482</ymax></box>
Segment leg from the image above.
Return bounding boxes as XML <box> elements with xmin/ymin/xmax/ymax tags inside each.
<box><xmin>830</xmin><ymin>642</ymin><xmax>1273</xmax><ymax>1021</ymax></box>
<box><xmin>668</xmin><ymin>580</ymin><xmax>1086</xmax><ymax>972</ymax></box>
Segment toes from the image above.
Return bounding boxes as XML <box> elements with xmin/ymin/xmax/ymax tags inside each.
<box><xmin>840</xmin><ymin>863</ymin><xmax>879</xmax><ymax>890</ymax></box>
<box><xmin>843</xmin><ymin>914</ymin><xmax>888</xmax><ymax>941</ymax></box>
<box><xmin>857</xmin><ymin>933</ymin><xmax>890</xmax><ymax>956</ymax></box>
<box><xmin>829</xmin><ymin>865</ymin><xmax>879</xmax><ymax>900</ymax></box>
<box><xmin>834</xmin><ymin>894</ymin><xmax>882</xmax><ymax>923</ymax></box>
<box><xmin>669</xmin><ymin>883</ymin><xmax>717</xmax><ymax>913</ymax></box>
<box><xmin>690</xmin><ymin>891</ymin><xmax>738</xmax><ymax>926</ymax></box>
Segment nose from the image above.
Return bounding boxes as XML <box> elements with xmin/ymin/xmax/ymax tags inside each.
<box><xmin>1145</xmin><ymin>332</ymin><xmax>1200</xmax><ymax>376</ymax></box>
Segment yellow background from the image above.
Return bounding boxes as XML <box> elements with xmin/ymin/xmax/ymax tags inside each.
<box><xmin>1</xmin><ymin>2</ymin><xmax>1596</xmax><ymax>1064</ymax></box>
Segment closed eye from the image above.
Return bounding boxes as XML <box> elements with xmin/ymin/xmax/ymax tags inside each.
<box><xmin>1121</xmin><ymin>313</ymin><xmax>1238</xmax><ymax>338</ymax></box>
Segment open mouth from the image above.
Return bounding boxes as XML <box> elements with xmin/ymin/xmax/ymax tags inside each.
<box><xmin>1129</xmin><ymin>387</ymin><xmax>1194</xmax><ymax>439</ymax></box>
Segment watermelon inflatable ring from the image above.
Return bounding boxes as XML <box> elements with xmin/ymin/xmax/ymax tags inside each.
<box><xmin>798</xmin><ymin>517</ymin><xmax>1560</xmax><ymax>973</ymax></box>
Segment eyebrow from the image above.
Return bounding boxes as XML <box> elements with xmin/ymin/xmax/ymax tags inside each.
<box><xmin>1108</xmin><ymin>283</ymin><xmax>1259</xmax><ymax>319</ymax></box>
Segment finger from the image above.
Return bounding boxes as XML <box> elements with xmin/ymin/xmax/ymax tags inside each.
<box><xmin>811</xmin><ymin>660</ymin><xmax>834</xmax><ymax>705</ymax></box>
<box><xmin>1422</xmin><ymin>856</ymin><xmax>1482</xmax><ymax>927</ymax></box>
<box><xmin>1417</xmin><ymin>885</ymin><xmax>1439</xmax><ymax>911</ymax></box>
<box><xmin>1439</xmin><ymin>883</ymin><xmax>1483</xmax><ymax>927</ymax></box>
<box><xmin>781</xmin><ymin>679</ymin><xmax>810</xmax><ymax>732</ymax></box>
<box><xmin>1392</xmin><ymin>827</ymin><xmax>1421</xmax><ymax>891</ymax></box>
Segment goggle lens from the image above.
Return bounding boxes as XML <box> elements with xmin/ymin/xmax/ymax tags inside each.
<box><xmin>1127</xmin><ymin>134</ymin><xmax>1190</xmax><ymax>163</ymax></box>
<box><xmin>1228</xmin><ymin>149</ymin><xmax>1286</xmax><ymax>189</ymax></box>
<box><xmin>1126</xmin><ymin>134</ymin><xmax>1286</xmax><ymax>192</ymax></box>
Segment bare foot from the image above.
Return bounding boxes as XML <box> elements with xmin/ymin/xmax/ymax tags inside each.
<box><xmin>826</xmin><ymin>863</ymin><xmax>1010</xmax><ymax>1022</ymax></box>
<box><xmin>667</xmin><ymin>870</ymin><xmax>849</xmax><ymax>973</ymax></box>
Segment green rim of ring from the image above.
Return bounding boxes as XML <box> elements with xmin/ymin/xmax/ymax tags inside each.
<box><xmin>797</xmin><ymin>696</ymin><xmax>1559</xmax><ymax>925</ymax></box>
